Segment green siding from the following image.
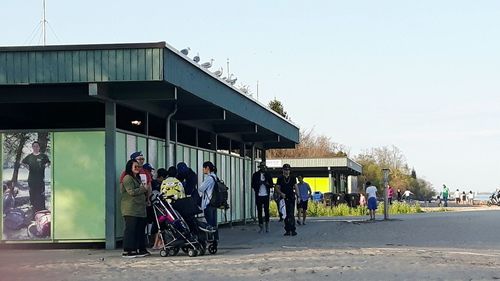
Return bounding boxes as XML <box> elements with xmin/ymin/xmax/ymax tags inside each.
<box><xmin>0</xmin><ymin>48</ymin><xmax>163</xmax><ymax>84</ymax></box>
<box><xmin>52</xmin><ymin>131</ymin><xmax>105</xmax><ymax>240</ymax></box>
<box><xmin>115</xmin><ymin>132</ymin><xmax>127</xmax><ymax>238</ymax></box>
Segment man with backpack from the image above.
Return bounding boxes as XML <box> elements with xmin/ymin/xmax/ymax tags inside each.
<box><xmin>199</xmin><ymin>161</ymin><xmax>219</xmax><ymax>241</ymax></box>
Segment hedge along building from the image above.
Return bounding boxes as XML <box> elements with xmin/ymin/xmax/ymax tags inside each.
<box><xmin>0</xmin><ymin>42</ymin><xmax>299</xmax><ymax>248</ymax></box>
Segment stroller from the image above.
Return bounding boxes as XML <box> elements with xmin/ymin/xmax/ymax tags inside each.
<box><xmin>150</xmin><ymin>192</ymin><xmax>217</xmax><ymax>257</ymax></box>
<box><xmin>487</xmin><ymin>190</ymin><xmax>500</xmax><ymax>207</ymax></box>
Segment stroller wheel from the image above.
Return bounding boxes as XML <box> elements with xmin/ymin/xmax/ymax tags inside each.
<box><xmin>170</xmin><ymin>247</ymin><xmax>180</xmax><ymax>256</ymax></box>
<box><xmin>188</xmin><ymin>248</ymin><xmax>198</xmax><ymax>257</ymax></box>
<box><xmin>160</xmin><ymin>249</ymin><xmax>169</xmax><ymax>257</ymax></box>
<box><xmin>208</xmin><ymin>244</ymin><xmax>218</xmax><ymax>255</ymax></box>
<box><xmin>487</xmin><ymin>201</ymin><xmax>492</xmax><ymax>207</ymax></box>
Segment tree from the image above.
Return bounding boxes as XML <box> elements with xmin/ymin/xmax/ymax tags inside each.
<box><xmin>267</xmin><ymin>128</ymin><xmax>350</xmax><ymax>158</ymax></box>
<box><xmin>268</xmin><ymin>98</ymin><xmax>289</xmax><ymax>120</ymax></box>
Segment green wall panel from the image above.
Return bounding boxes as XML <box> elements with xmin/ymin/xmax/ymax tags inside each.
<box><xmin>115</xmin><ymin>132</ymin><xmax>127</xmax><ymax>238</ymax></box>
<box><xmin>53</xmin><ymin>132</ymin><xmax>105</xmax><ymax>240</ymax></box>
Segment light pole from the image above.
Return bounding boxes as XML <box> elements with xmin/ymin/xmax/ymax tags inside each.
<box><xmin>382</xmin><ymin>168</ymin><xmax>390</xmax><ymax>220</ymax></box>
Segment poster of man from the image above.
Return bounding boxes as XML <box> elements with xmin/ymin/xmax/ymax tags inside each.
<box><xmin>2</xmin><ymin>132</ymin><xmax>52</xmax><ymax>240</ymax></box>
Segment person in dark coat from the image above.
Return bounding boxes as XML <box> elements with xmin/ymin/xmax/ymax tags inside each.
<box><xmin>176</xmin><ymin>162</ymin><xmax>200</xmax><ymax>206</ymax></box>
<box><xmin>251</xmin><ymin>162</ymin><xmax>274</xmax><ymax>233</ymax></box>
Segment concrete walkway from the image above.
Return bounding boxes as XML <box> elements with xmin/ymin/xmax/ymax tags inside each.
<box><xmin>1</xmin><ymin>208</ymin><xmax>499</xmax><ymax>281</ymax></box>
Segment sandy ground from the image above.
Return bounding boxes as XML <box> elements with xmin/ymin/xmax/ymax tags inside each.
<box><xmin>1</xmin><ymin>207</ymin><xmax>499</xmax><ymax>281</ymax></box>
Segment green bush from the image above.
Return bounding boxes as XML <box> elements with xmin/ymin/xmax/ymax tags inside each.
<box><xmin>266</xmin><ymin>200</ymin><xmax>423</xmax><ymax>218</ymax></box>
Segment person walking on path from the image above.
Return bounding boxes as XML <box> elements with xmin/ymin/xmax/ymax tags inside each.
<box><xmin>275</xmin><ymin>164</ymin><xmax>299</xmax><ymax>236</ymax></box>
<box><xmin>365</xmin><ymin>181</ymin><xmax>378</xmax><ymax>221</ymax></box>
<box><xmin>251</xmin><ymin>162</ymin><xmax>274</xmax><ymax>233</ymax></box>
<box><xmin>121</xmin><ymin>159</ymin><xmax>151</xmax><ymax>258</ymax></box>
<box><xmin>454</xmin><ymin>189</ymin><xmax>461</xmax><ymax>204</ymax></box>
<box><xmin>22</xmin><ymin>141</ymin><xmax>51</xmax><ymax>213</ymax></box>
<box><xmin>296</xmin><ymin>175</ymin><xmax>311</xmax><ymax>225</ymax></box>
<box><xmin>199</xmin><ymin>161</ymin><xmax>219</xmax><ymax>241</ymax></box>
<box><xmin>387</xmin><ymin>185</ymin><xmax>394</xmax><ymax>205</ymax></box>
<box><xmin>442</xmin><ymin>184</ymin><xmax>449</xmax><ymax>207</ymax></box>
<box><xmin>467</xmin><ymin>191</ymin><xmax>474</xmax><ymax>205</ymax></box>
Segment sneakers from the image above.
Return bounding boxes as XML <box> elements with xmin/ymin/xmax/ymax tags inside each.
<box><xmin>297</xmin><ymin>220</ymin><xmax>301</xmax><ymax>225</ymax></box>
<box><xmin>284</xmin><ymin>232</ymin><xmax>291</xmax><ymax>236</ymax></box>
<box><xmin>122</xmin><ymin>251</ymin><xmax>138</xmax><ymax>258</ymax></box>
<box><xmin>258</xmin><ymin>224</ymin><xmax>263</xmax><ymax>233</ymax></box>
<box><xmin>291</xmin><ymin>231</ymin><xmax>297</xmax><ymax>236</ymax></box>
<box><xmin>137</xmin><ymin>249</ymin><xmax>151</xmax><ymax>257</ymax></box>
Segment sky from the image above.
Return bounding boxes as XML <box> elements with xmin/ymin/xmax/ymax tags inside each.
<box><xmin>1</xmin><ymin>0</ymin><xmax>499</xmax><ymax>192</ymax></box>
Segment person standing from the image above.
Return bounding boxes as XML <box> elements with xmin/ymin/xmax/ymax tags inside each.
<box><xmin>397</xmin><ymin>188</ymin><xmax>402</xmax><ymax>202</ymax></box>
<box><xmin>365</xmin><ymin>181</ymin><xmax>378</xmax><ymax>221</ymax></box>
<box><xmin>454</xmin><ymin>189</ymin><xmax>461</xmax><ymax>204</ymax></box>
<box><xmin>403</xmin><ymin>189</ymin><xmax>414</xmax><ymax>203</ymax></box>
<box><xmin>251</xmin><ymin>162</ymin><xmax>273</xmax><ymax>233</ymax></box>
<box><xmin>467</xmin><ymin>190</ymin><xmax>474</xmax><ymax>205</ymax></box>
<box><xmin>199</xmin><ymin>161</ymin><xmax>219</xmax><ymax>241</ymax></box>
<box><xmin>177</xmin><ymin>162</ymin><xmax>200</xmax><ymax>206</ymax></box>
<box><xmin>359</xmin><ymin>193</ymin><xmax>366</xmax><ymax>207</ymax></box>
<box><xmin>387</xmin><ymin>185</ymin><xmax>394</xmax><ymax>205</ymax></box>
<box><xmin>161</xmin><ymin>166</ymin><xmax>185</xmax><ymax>202</ymax></box>
<box><xmin>296</xmin><ymin>175</ymin><xmax>312</xmax><ymax>226</ymax></box>
<box><xmin>275</xmin><ymin>164</ymin><xmax>298</xmax><ymax>236</ymax></box>
<box><xmin>442</xmin><ymin>184</ymin><xmax>449</xmax><ymax>207</ymax></box>
<box><xmin>121</xmin><ymin>159</ymin><xmax>150</xmax><ymax>258</ymax></box>
<box><xmin>22</xmin><ymin>141</ymin><xmax>51</xmax><ymax>213</ymax></box>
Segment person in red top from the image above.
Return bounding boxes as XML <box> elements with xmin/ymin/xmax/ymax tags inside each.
<box><xmin>119</xmin><ymin>152</ymin><xmax>152</xmax><ymax>185</ymax></box>
<box><xmin>387</xmin><ymin>185</ymin><xmax>394</xmax><ymax>205</ymax></box>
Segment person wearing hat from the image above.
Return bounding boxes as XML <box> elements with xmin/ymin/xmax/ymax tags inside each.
<box><xmin>251</xmin><ymin>162</ymin><xmax>274</xmax><ymax>233</ymax></box>
<box><xmin>275</xmin><ymin>163</ymin><xmax>299</xmax><ymax>236</ymax></box>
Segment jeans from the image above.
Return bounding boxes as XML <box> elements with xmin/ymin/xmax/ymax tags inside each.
<box><xmin>284</xmin><ymin>198</ymin><xmax>296</xmax><ymax>232</ymax></box>
<box><xmin>204</xmin><ymin>205</ymin><xmax>219</xmax><ymax>240</ymax></box>
<box><xmin>123</xmin><ymin>216</ymin><xmax>147</xmax><ymax>252</ymax></box>
<box><xmin>256</xmin><ymin>195</ymin><xmax>270</xmax><ymax>225</ymax></box>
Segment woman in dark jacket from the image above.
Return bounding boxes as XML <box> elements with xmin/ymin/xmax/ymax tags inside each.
<box><xmin>121</xmin><ymin>159</ymin><xmax>150</xmax><ymax>258</ymax></box>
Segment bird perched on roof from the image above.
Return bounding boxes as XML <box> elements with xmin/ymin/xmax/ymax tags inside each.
<box><xmin>193</xmin><ymin>53</ymin><xmax>200</xmax><ymax>63</ymax></box>
<box><xmin>201</xmin><ymin>59</ymin><xmax>214</xmax><ymax>69</ymax></box>
<box><xmin>228</xmin><ymin>77</ymin><xmax>237</xmax><ymax>85</ymax></box>
<box><xmin>213</xmin><ymin>67</ymin><xmax>223</xmax><ymax>77</ymax></box>
<box><xmin>180</xmin><ymin>47</ymin><xmax>190</xmax><ymax>55</ymax></box>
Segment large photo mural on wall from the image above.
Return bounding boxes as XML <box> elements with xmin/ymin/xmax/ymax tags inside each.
<box><xmin>2</xmin><ymin>132</ymin><xmax>52</xmax><ymax>240</ymax></box>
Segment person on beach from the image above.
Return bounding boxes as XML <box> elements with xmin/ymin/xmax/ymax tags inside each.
<box><xmin>365</xmin><ymin>182</ymin><xmax>377</xmax><ymax>220</ymax></box>
<box><xmin>296</xmin><ymin>175</ymin><xmax>312</xmax><ymax>226</ymax></box>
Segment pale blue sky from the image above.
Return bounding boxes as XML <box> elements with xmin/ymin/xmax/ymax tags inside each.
<box><xmin>1</xmin><ymin>0</ymin><xmax>499</xmax><ymax>192</ymax></box>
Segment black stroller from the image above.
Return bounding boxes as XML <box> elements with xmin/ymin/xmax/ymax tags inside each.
<box><xmin>150</xmin><ymin>192</ymin><xmax>217</xmax><ymax>257</ymax></box>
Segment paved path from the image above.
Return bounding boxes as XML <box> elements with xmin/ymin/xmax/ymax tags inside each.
<box><xmin>1</xmin><ymin>208</ymin><xmax>499</xmax><ymax>281</ymax></box>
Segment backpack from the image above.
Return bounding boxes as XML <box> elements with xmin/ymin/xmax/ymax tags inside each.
<box><xmin>4</xmin><ymin>208</ymin><xmax>27</xmax><ymax>230</ymax></box>
<box><xmin>209</xmin><ymin>175</ymin><xmax>229</xmax><ymax>209</ymax></box>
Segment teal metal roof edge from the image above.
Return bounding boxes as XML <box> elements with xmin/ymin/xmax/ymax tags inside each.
<box><xmin>0</xmin><ymin>42</ymin><xmax>166</xmax><ymax>52</ymax></box>
<box><xmin>162</xmin><ymin>42</ymin><xmax>300</xmax><ymax>144</ymax></box>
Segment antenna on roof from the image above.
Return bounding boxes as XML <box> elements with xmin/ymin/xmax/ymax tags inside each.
<box><xmin>42</xmin><ymin>0</ymin><xmax>47</xmax><ymax>45</ymax></box>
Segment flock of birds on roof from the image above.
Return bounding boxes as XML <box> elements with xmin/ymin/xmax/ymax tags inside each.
<box><xmin>180</xmin><ymin>47</ymin><xmax>240</xmax><ymax>87</ymax></box>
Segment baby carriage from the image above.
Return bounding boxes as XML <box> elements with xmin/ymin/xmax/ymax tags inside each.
<box><xmin>150</xmin><ymin>192</ymin><xmax>204</xmax><ymax>257</ymax></box>
<box><xmin>171</xmin><ymin>197</ymin><xmax>218</xmax><ymax>255</ymax></box>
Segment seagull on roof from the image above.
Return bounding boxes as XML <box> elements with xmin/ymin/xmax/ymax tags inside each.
<box><xmin>193</xmin><ymin>53</ymin><xmax>200</xmax><ymax>63</ymax></box>
<box><xmin>213</xmin><ymin>67</ymin><xmax>223</xmax><ymax>77</ymax></box>
<box><xmin>228</xmin><ymin>76</ymin><xmax>237</xmax><ymax>85</ymax></box>
<box><xmin>201</xmin><ymin>59</ymin><xmax>214</xmax><ymax>69</ymax></box>
<box><xmin>180</xmin><ymin>47</ymin><xmax>190</xmax><ymax>55</ymax></box>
